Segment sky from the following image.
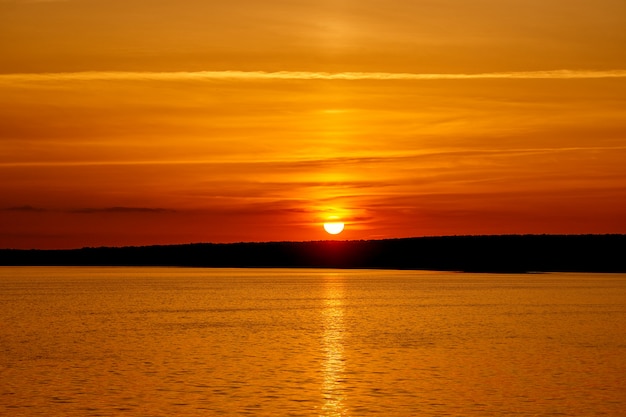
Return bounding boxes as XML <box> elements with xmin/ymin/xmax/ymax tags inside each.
<box><xmin>1</xmin><ymin>0</ymin><xmax>626</xmax><ymax>249</ymax></box>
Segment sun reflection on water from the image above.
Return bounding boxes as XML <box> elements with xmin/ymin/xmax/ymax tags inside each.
<box><xmin>321</xmin><ymin>275</ymin><xmax>348</xmax><ymax>416</ymax></box>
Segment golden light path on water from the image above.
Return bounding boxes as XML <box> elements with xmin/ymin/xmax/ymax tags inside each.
<box><xmin>321</xmin><ymin>274</ymin><xmax>347</xmax><ymax>416</ymax></box>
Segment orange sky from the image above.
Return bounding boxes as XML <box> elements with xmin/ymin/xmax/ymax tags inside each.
<box><xmin>1</xmin><ymin>0</ymin><xmax>626</xmax><ymax>249</ymax></box>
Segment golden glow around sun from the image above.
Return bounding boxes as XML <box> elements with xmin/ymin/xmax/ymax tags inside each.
<box><xmin>323</xmin><ymin>222</ymin><xmax>345</xmax><ymax>235</ymax></box>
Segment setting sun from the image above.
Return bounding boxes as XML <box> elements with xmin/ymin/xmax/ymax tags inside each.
<box><xmin>323</xmin><ymin>222</ymin><xmax>345</xmax><ymax>235</ymax></box>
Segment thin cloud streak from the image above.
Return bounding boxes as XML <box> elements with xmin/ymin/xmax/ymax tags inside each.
<box><xmin>2</xmin><ymin>146</ymin><xmax>626</xmax><ymax>168</ymax></box>
<box><xmin>1</xmin><ymin>206</ymin><xmax>174</xmax><ymax>214</ymax></box>
<box><xmin>71</xmin><ymin>207</ymin><xmax>173</xmax><ymax>214</ymax></box>
<box><xmin>1</xmin><ymin>205</ymin><xmax>47</xmax><ymax>212</ymax></box>
<box><xmin>2</xmin><ymin>69</ymin><xmax>626</xmax><ymax>83</ymax></box>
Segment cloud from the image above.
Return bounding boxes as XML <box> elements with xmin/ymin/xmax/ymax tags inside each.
<box><xmin>2</xmin><ymin>69</ymin><xmax>626</xmax><ymax>84</ymax></box>
<box><xmin>2</xmin><ymin>0</ymin><xmax>69</xmax><ymax>3</ymax></box>
<box><xmin>2</xmin><ymin>205</ymin><xmax>47</xmax><ymax>212</ymax></box>
<box><xmin>71</xmin><ymin>207</ymin><xmax>174</xmax><ymax>214</ymax></box>
<box><xmin>2</xmin><ymin>145</ymin><xmax>626</xmax><ymax>168</ymax></box>
<box><xmin>1</xmin><ymin>205</ymin><xmax>175</xmax><ymax>214</ymax></box>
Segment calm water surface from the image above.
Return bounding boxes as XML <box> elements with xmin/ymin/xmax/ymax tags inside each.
<box><xmin>1</xmin><ymin>267</ymin><xmax>625</xmax><ymax>416</ymax></box>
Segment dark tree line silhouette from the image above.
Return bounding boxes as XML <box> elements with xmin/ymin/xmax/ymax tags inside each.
<box><xmin>1</xmin><ymin>235</ymin><xmax>624</xmax><ymax>272</ymax></box>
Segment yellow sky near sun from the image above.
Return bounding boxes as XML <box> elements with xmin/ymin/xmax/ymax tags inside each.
<box><xmin>1</xmin><ymin>0</ymin><xmax>626</xmax><ymax>248</ymax></box>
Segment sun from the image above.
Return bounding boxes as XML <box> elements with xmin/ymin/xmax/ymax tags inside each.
<box><xmin>323</xmin><ymin>222</ymin><xmax>345</xmax><ymax>235</ymax></box>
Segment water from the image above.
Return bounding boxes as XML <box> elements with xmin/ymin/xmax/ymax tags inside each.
<box><xmin>1</xmin><ymin>267</ymin><xmax>625</xmax><ymax>416</ymax></box>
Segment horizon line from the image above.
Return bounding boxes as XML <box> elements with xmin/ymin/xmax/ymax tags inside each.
<box><xmin>2</xmin><ymin>233</ymin><xmax>624</xmax><ymax>248</ymax></box>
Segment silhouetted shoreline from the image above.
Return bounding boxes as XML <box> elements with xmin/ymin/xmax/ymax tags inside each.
<box><xmin>1</xmin><ymin>235</ymin><xmax>625</xmax><ymax>273</ymax></box>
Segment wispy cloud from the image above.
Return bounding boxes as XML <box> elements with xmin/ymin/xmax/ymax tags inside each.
<box><xmin>2</xmin><ymin>146</ymin><xmax>626</xmax><ymax>168</ymax></box>
<box><xmin>1</xmin><ymin>205</ymin><xmax>174</xmax><ymax>214</ymax></box>
<box><xmin>1</xmin><ymin>205</ymin><xmax>47</xmax><ymax>212</ymax></box>
<box><xmin>2</xmin><ymin>69</ymin><xmax>626</xmax><ymax>83</ymax></box>
<box><xmin>2</xmin><ymin>0</ymin><xmax>70</xmax><ymax>3</ymax></box>
<box><xmin>71</xmin><ymin>207</ymin><xmax>174</xmax><ymax>214</ymax></box>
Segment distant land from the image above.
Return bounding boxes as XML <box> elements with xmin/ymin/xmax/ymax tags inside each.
<box><xmin>1</xmin><ymin>235</ymin><xmax>625</xmax><ymax>273</ymax></box>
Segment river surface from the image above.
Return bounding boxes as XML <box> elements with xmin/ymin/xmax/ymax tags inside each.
<box><xmin>1</xmin><ymin>267</ymin><xmax>625</xmax><ymax>416</ymax></box>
